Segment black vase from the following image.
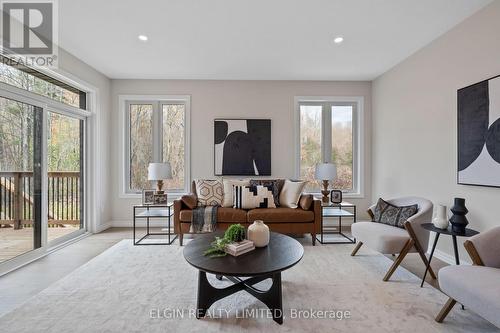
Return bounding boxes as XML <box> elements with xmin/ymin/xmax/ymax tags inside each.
<box><xmin>449</xmin><ymin>198</ymin><xmax>468</xmax><ymax>235</ymax></box>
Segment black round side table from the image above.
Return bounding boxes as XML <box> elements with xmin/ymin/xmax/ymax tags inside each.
<box><xmin>420</xmin><ymin>223</ymin><xmax>479</xmax><ymax>288</ymax></box>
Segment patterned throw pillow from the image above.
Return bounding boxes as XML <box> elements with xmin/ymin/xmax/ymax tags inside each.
<box><xmin>373</xmin><ymin>198</ymin><xmax>418</xmax><ymax>228</ymax></box>
<box><xmin>249</xmin><ymin>179</ymin><xmax>285</xmax><ymax>206</ymax></box>
<box><xmin>221</xmin><ymin>178</ymin><xmax>250</xmax><ymax>207</ymax></box>
<box><xmin>195</xmin><ymin>179</ymin><xmax>224</xmax><ymax>206</ymax></box>
<box><xmin>233</xmin><ymin>185</ymin><xmax>277</xmax><ymax>209</ymax></box>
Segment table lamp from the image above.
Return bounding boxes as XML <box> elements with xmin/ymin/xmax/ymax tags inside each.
<box><xmin>315</xmin><ymin>163</ymin><xmax>337</xmax><ymax>203</ymax></box>
<box><xmin>148</xmin><ymin>162</ymin><xmax>172</xmax><ymax>193</ymax></box>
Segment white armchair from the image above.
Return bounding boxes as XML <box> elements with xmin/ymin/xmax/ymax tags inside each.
<box><xmin>436</xmin><ymin>226</ymin><xmax>500</xmax><ymax>328</ymax></box>
<box><xmin>351</xmin><ymin>197</ymin><xmax>436</xmax><ymax>282</ymax></box>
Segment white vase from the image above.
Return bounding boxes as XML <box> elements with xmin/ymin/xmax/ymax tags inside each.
<box><xmin>433</xmin><ymin>205</ymin><xmax>449</xmax><ymax>229</ymax></box>
<box><xmin>247</xmin><ymin>220</ymin><xmax>270</xmax><ymax>247</ymax></box>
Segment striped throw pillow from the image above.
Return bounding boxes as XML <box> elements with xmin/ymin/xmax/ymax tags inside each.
<box><xmin>233</xmin><ymin>185</ymin><xmax>276</xmax><ymax>209</ymax></box>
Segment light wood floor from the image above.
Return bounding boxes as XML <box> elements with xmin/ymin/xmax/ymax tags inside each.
<box><xmin>0</xmin><ymin>226</ymin><xmax>80</xmax><ymax>263</ymax></box>
<box><xmin>0</xmin><ymin>227</ymin><xmax>447</xmax><ymax>317</ymax></box>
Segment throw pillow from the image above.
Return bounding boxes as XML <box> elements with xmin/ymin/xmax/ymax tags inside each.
<box><xmin>249</xmin><ymin>179</ymin><xmax>285</xmax><ymax>206</ymax></box>
<box><xmin>181</xmin><ymin>194</ymin><xmax>197</xmax><ymax>209</ymax></box>
<box><xmin>299</xmin><ymin>194</ymin><xmax>313</xmax><ymax>210</ymax></box>
<box><xmin>195</xmin><ymin>179</ymin><xmax>224</xmax><ymax>206</ymax></box>
<box><xmin>233</xmin><ymin>185</ymin><xmax>277</xmax><ymax>209</ymax></box>
<box><xmin>279</xmin><ymin>179</ymin><xmax>307</xmax><ymax>208</ymax></box>
<box><xmin>222</xmin><ymin>179</ymin><xmax>250</xmax><ymax>207</ymax></box>
<box><xmin>372</xmin><ymin>198</ymin><xmax>418</xmax><ymax>228</ymax></box>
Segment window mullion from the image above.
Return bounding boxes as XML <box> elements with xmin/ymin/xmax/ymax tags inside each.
<box><xmin>322</xmin><ymin>103</ymin><xmax>332</xmax><ymax>163</ymax></box>
<box><xmin>152</xmin><ymin>102</ymin><xmax>161</xmax><ymax>163</ymax></box>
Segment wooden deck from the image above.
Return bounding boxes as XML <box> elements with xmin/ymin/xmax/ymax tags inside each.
<box><xmin>0</xmin><ymin>226</ymin><xmax>80</xmax><ymax>263</ymax></box>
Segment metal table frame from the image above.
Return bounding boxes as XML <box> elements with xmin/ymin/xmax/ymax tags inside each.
<box><xmin>316</xmin><ymin>201</ymin><xmax>357</xmax><ymax>244</ymax></box>
<box><xmin>133</xmin><ymin>203</ymin><xmax>177</xmax><ymax>245</ymax></box>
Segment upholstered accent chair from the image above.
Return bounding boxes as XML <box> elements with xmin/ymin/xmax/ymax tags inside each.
<box><xmin>435</xmin><ymin>226</ymin><xmax>500</xmax><ymax>328</ymax></box>
<box><xmin>351</xmin><ymin>197</ymin><xmax>436</xmax><ymax>282</ymax></box>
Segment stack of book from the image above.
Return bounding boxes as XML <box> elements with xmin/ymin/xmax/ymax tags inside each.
<box><xmin>225</xmin><ymin>239</ymin><xmax>255</xmax><ymax>257</ymax></box>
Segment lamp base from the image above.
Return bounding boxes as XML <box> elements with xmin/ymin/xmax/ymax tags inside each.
<box><xmin>321</xmin><ymin>180</ymin><xmax>330</xmax><ymax>203</ymax></box>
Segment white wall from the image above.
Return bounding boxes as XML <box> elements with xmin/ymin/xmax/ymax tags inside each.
<box><xmin>58</xmin><ymin>49</ymin><xmax>112</xmax><ymax>231</ymax></box>
<box><xmin>372</xmin><ymin>1</ymin><xmax>500</xmax><ymax>262</ymax></box>
<box><xmin>110</xmin><ymin>80</ymin><xmax>372</xmax><ymax>223</ymax></box>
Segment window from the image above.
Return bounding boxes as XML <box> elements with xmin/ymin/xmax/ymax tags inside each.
<box><xmin>123</xmin><ymin>97</ymin><xmax>190</xmax><ymax>194</ymax></box>
<box><xmin>296</xmin><ymin>97</ymin><xmax>363</xmax><ymax>196</ymax></box>
<box><xmin>0</xmin><ymin>55</ymin><xmax>86</xmax><ymax>109</ymax></box>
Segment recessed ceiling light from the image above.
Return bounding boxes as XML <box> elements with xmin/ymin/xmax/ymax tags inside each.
<box><xmin>334</xmin><ymin>36</ymin><xmax>344</xmax><ymax>44</ymax></box>
<box><xmin>138</xmin><ymin>35</ymin><xmax>148</xmax><ymax>41</ymax></box>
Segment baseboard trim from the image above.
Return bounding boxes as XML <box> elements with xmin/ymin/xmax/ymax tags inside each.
<box><xmin>95</xmin><ymin>221</ymin><xmax>112</xmax><ymax>233</ymax></box>
<box><xmin>432</xmin><ymin>249</ymin><xmax>471</xmax><ymax>266</ymax></box>
<box><xmin>110</xmin><ymin>220</ymin><xmax>169</xmax><ymax>228</ymax></box>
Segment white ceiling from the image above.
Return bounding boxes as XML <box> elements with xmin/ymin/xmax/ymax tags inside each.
<box><xmin>59</xmin><ymin>0</ymin><xmax>492</xmax><ymax>80</ymax></box>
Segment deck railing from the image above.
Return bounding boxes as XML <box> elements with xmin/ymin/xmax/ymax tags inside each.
<box><xmin>0</xmin><ymin>171</ymin><xmax>81</xmax><ymax>229</ymax></box>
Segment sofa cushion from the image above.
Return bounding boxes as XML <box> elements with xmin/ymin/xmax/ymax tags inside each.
<box><xmin>222</xmin><ymin>179</ymin><xmax>250</xmax><ymax>207</ymax></box>
<box><xmin>247</xmin><ymin>208</ymin><xmax>314</xmax><ymax>223</ymax></box>
<box><xmin>180</xmin><ymin>194</ymin><xmax>197</xmax><ymax>209</ymax></box>
<box><xmin>249</xmin><ymin>179</ymin><xmax>285</xmax><ymax>206</ymax></box>
<box><xmin>233</xmin><ymin>185</ymin><xmax>276</xmax><ymax>209</ymax></box>
<box><xmin>194</xmin><ymin>179</ymin><xmax>224</xmax><ymax>206</ymax></box>
<box><xmin>439</xmin><ymin>265</ymin><xmax>500</xmax><ymax>328</ymax></box>
<box><xmin>279</xmin><ymin>179</ymin><xmax>307</xmax><ymax>208</ymax></box>
<box><xmin>299</xmin><ymin>194</ymin><xmax>313</xmax><ymax>210</ymax></box>
<box><xmin>351</xmin><ymin>221</ymin><xmax>414</xmax><ymax>254</ymax></box>
<box><xmin>179</xmin><ymin>207</ymin><xmax>247</xmax><ymax>223</ymax></box>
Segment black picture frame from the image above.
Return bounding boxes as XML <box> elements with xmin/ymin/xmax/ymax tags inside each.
<box><xmin>457</xmin><ymin>74</ymin><xmax>500</xmax><ymax>188</ymax></box>
<box><xmin>330</xmin><ymin>190</ymin><xmax>342</xmax><ymax>204</ymax></box>
<box><xmin>214</xmin><ymin>118</ymin><xmax>271</xmax><ymax>176</ymax></box>
<box><xmin>142</xmin><ymin>189</ymin><xmax>155</xmax><ymax>205</ymax></box>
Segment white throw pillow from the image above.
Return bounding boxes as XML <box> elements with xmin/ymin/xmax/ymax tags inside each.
<box><xmin>279</xmin><ymin>180</ymin><xmax>307</xmax><ymax>208</ymax></box>
<box><xmin>195</xmin><ymin>179</ymin><xmax>224</xmax><ymax>206</ymax></box>
<box><xmin>222</xmin><ymin>179</ymin><xmax>250</xmax><ymax>207</ymax></box>
<box><xmin>233</xmin><ymin>185</ymin><xmax>276</xmax><ymax>209</ymax></box>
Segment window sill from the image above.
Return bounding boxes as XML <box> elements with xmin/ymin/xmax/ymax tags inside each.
<box><xmin>119</xmin><ymin>192</ymin><xmax>186</xmax><ymax>200</ymax></box>
<box><xmin>305</xmin><ymin>191</ymin><xmax>365</xmax><ymax>199</ymax></box>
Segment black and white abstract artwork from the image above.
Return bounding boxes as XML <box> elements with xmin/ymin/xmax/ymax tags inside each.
<box><xmin>458</xmin><ymin>75</ymin><xmax>500</xmax><ymax>187</ymax></box>
<box><xmin>214</xmin><ymin>119</ymin><xmax>271</xmax><ymax>176</ymax></box>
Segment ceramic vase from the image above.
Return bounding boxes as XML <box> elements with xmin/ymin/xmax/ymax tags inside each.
<box><xmin>247</xmin><ymin>220</ymin><xmax>270</xmax><ymax>247</ymax></box>
<box><xmin>432</xmin><ymin>205</ymin><xmax>449</xmax><ymax>229</ymax></box>
<box><xmin>449</xmin><ymin>198</ymin><xmax>468</xmax><ymax>235</ymax></box>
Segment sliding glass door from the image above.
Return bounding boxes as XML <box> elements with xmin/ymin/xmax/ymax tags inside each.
<box><xmin>47</xmin><ymin>112</ymin><xmax>84</xmax><ymax>244</ymax></box>
<box><xmin>0</xmin><ymin>98</ymin><xmax>86</xmax><ymax>264</ymax></box>
<box><xmin>0</xmin><ymin>96</ymin><xmax>42</xmax><ymax>263</ymax></box>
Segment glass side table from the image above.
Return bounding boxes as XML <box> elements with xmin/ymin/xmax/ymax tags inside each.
<box><xmin>133</xmin><ymin>203</ymin><xmax>177</xmax><ymax>245</ymax></box>
<box><xmin>316</xmin><ymin>200</ymin><xmax>356</xmax><ymax>244</ymax></box>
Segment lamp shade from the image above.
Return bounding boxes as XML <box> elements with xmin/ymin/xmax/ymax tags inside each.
<box><xmin>148</xmin><ymin>163</ymin><xmax>172</xmax><ymax>180</ymax></box>
<box><xmin>315</xmin><ymin>163</ymin><xmax>337</xmax><ymax>180</ymax></box>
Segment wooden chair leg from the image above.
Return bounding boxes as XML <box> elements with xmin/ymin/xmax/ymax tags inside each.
<box><xmin>435</xmin><ymin>297</ymin><xmax>457</xmax><ymax>323</ymax></box>
<box><xmin>179</xmin><ymin>233</ymin><xmax>184</xmax><ymax>246</ymax></box>
<box><xmin>311</xmin><ymin>233</ymin><xmax>316</xmax><ymax>246</ymax></box>
<box><xmin>405</xmin><ymin>221</ymin><xmax>437</xmax><ymax>279</ymax></box>
<box><xmin>351</xmin><ymin>242</ymin><xmax>363</xmax><ymax>256</ymax></box>
<box><xmin>383</xmin><ymin>239</ymin><xmax>414</xmax><ymax>281</ymax></box>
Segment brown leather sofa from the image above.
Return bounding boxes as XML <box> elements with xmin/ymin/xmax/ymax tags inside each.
<box><xmin>173</xmin><ymin>183</ymin><xmax>322</xmax><ymax>246</ymax></box>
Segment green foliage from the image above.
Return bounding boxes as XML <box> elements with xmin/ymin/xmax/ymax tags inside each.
<box><xmin>203</xmin><ymin>224</ymin><xmax>246</xmax><ymax>258</ymax></box>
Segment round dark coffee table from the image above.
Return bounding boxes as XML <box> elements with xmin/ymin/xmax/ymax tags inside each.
<box><xmin>183</xmin><ymin>232</ymin><xmax>304</xmax><ymax>324</ymax></box>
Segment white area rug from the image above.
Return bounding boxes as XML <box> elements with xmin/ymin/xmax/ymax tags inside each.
<box><xmin>0</xmin><ymin>239</ymin><xmax>497</xmax><ymax>333</ymax></box>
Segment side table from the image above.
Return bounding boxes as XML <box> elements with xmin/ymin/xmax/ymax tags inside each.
<box><xmin>420</xmin><ymin>223</ymin><xmax>479</xmax><ymax>288</ymax></box>
<box><xmin>133</xmin><ymin>203</ymin><xmax>177</xmax><ymax>245</ymax></box>
<box><xmin>316</xmin><ymin>201</ymin><xmax>356</xmax><ymax>244</ymax></box>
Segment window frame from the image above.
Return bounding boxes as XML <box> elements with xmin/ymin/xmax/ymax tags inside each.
<box><xmin>119</xmin><ymin>95</ymin><xmax>191</xmax><ymax>197</ymax></box>
<box><xmin>294</xmin><ymin>96</ymin><xmax>364</xmax><ymax>198</ymax></box>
